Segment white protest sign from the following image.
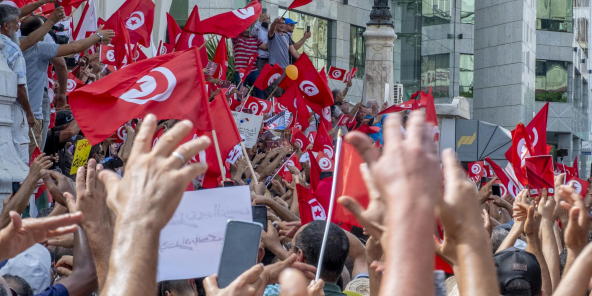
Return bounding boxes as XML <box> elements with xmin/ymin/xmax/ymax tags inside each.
<box><xmin>232</xmin><ymin>111</ymin><xmax>264</xmax><ymax>148</ymax></box>
<box><xmin>157</xmin><ymin>186</ymin><xmax>253</xmax><ymax>282</ymax></box>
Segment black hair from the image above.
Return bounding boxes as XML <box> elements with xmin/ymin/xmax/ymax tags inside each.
<box><xmin>36</xmin><ymin>207</ymin><xmax>54</xmax><ymax>218</ymax></box>
<box><xmin>4</xmin><ymin>274</ymin><xmax>33</xmax><ymax>296</ymax></box>
<box><xmin>158</xmin><ymin>280</ymin><xmax>193</xmax><ymax>296</ymax></box>
<box><xmin>19</xmin><ymin>15</ymin><xmax>43</xmax><ymax>36</ymax></box>
<box><xmin>505</xmin><ymin>279</ymin><xmax>540</xmax><ymax>296</ymax></box>
<box><xmin>559</xmin><ymin>248</ymin><xmax>567</xmax><ymax>277</ymax></box>
<box><xmin>51</xmin><ymin>246</ymin><xmax>74</xmax><ymax>266</ymax></box>
<box><xmin>491</xmin><ymin>227</ymin><xmax>510</xmax><ymax>254</ymax></box>
<box><xmin>194</xmin><ymin>278</ymin><xmax>206</xmax><ymax>296</ymax></box>
<box><xmin>294</xmin><ymin>221</ymin><xmax>349</xmax><ymax>283</ymax></box>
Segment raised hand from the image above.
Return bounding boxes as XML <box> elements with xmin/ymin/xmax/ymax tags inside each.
<box><xmin>41</xmin><ymin>169</ymin><xmax>76</xmax><ymax>207</ymax></box>
<box><xmin>558</xmin><ymin>185</ymin><xmax>591</xmax><ymax>251</ymax></box>
<box><xmin>204</xmin><ymin>264</ymin><xmax>266</xmax><ymax>296</ymax></box>
<box><xmin>30</xmin><ymin>153</ymin><xmax>54</xmax><ymax>180</ymax></box>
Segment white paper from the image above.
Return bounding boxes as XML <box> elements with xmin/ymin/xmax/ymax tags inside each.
<box><xmin>232</xmin><ymin>111</ymin><xmax>264</xmax><ymax>148</ymax></box>
<box><xmin>157</xmin><ymin>186</ymin><xmax>253</xmax><ymax>282</ymax></box>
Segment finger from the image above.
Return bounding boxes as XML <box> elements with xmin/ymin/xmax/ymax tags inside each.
<box><xmin>555</xmin><ymin>173</ymin><xmax>565</xmax><ymax>188</ymax></box>
<box><xmin>64</xmin><ymin>192</ymin><xmax>77</xmax><ymax>212</ymax></box>
<box><xmin>6</xmin><ymin>212</ymin><xmax>22</xmax><ymax>236</ymax></box>
<box><xmin>167</xmin><ymin>135</ymin><xmax>211</xmax><ymax>168</ymax></box>
<box><xmin>75</xmin><ymin>166</ymin><xmax>86</xmax><ymax>194</ymax></box>
<box><xmin>279</xmin><ymin>268</ymin><xmax>309</xmax><ymax>296</ymax></box>
<box><xmin>442</xmin><ymin>148</ymin><xmax>462</xmax><ymax>181</ymax></box>
<box><xmin>338</xmin><ymin>196</ymin><xmax>368</xmax><ymax>225</ymax></box>
<box><xmin>56</xmin><ymin>267</ymin><xmax>72</xmax><ymax>276</ymax></box>
<box><xmin>46</xmin><ymin>225</ymin><xmax>78</xmax><ymax>238</ymax></box>
<box><xmin>130</xmin><ymin>114</ymin><xmax>157</xmax><ymax>157</ymax></box>
<box><xmin>360</xmin><ymin>163</ymin><xmax>380</xmax><ymax>201</ymax></box>
<box><xmin>237</xmin><ymin>264</ymin><xmax>264</xmax><ymax>284</ymax></box>
<box><xmin>42</xmin><ymin>170</ymin><xmax>59</xmax><ymax>193</ymax></box>
<box><xmin>568</xmin><ymin>207</ymin><xmax>580</xmax><ymax>227</ymax></box>
<box><xmin>98</xmin><ymin>169</ymin><xmax>121</xmax><ymax>196</ymax></box>
<box><xmin>382</xmin><ymin>113</ymin><xmax>404</xmax><ymax>153</ymax></box>
<box><xmin>483</xmin><ymin>176</ymin><xmax>498</xmax><ymax>190</ymax></box>
<box><xmin>344</xmin><ymin>131</ymin><xmax>381</xmax><ymax>166</ymax></box>
<box><xmin>176</xmin><ymin>163</ymin><xmax>209</xmax><ymax>184</ymax></box>
<box><xmin>30</xmin><ymin>212</ymin><xmax>83</xmax><ymax>231</ymax></box>
<box><xmin>202</xmin><ymin>275</ymin><xmax>220</xmax><ymax>295</ymax></box>
<box><xmin>47</xmin><ymin>239</ymin><xmax>72</xmax><ymax>247</ymax></box>
<box><xmin>57</xmin><ymin>256</ymin><xmax>73</xmax><ymax>266</ymax></box>
<box><xmin>86</xmin><ymin>158</ymin><xmax>97</xmax><ymax>190</ymax></box>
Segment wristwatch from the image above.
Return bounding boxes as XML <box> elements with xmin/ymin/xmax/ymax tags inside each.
<box><xmin>95</xmin><ymin>32</ymin><xmax>103</xmax><ymax>42</ymax></box>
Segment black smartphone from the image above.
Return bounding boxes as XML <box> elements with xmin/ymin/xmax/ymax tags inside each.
<box><xmin>262</xmin><ymin>8</ymin><xmax>267</xmax><ymax>13</ymax></box>
<box><xmin>492</xmin><ymin>184</ymin><xmax>501</xmax><ymax>197</ymax></box>
<box><xmin>252</xmin><ymin>205</ymin><xmax>268</xmax><ymax>232</ymax></box>
<box><xmin>306</xmin><ymin>25</ymin><xmax>310</xmax><ymax>32</ymax></box>
<box><xmin>223</xmin><ymin>180</ymin><xmax>236</xmax><ymax>187</ymax></box>
<box><xmin>217</xmin><ymin>220</ymin><xmax>263</xmax><ymax>288</ymax></box>
<box><xmin>11</xmin><ymin>182</ymin><xmax>21</xmax><ymax>194</ymax></box>
<box><xmin>481</xmin><ymin>177</ymin><xmax>491</xmax><ymax>186</ymax></box>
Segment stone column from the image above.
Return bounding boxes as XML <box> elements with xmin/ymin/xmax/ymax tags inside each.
<box><xmin>362</xmin><ymin>0</ymin><xmax>396</xmax><ymax>106</ymax></box>
<box><xmin>0</xmin><ymin>38</ymin><xmax>30</xmax><ymax>211</ymax></box>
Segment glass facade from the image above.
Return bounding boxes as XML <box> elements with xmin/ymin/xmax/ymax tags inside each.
<box><xmin>349</xmin><ymin>26</ymin><xmax>366</xmax><ymax>79</ymax></box>
<box><xmin>460</xmin><ymin>0</ymin><xmax>474</xmax><ymax>24</ymax></box>
<box><xmin>421</xmin><ymin>54</ymin><xmax>450</xmax><ymax>98</ymax></box>
<box><xmin>535</xmin><ymin>60</ymin><xmax>569</xmax><ymax>102</ymax></box>
<box><xmin>459</xmin><ymin>54</ymin><xmax>474</xmax><ymax>98</ymax></box>
<box><xmin>279</xmin><ymin>9</ymin><xmax>330</xmax><ymax>70</ymax></box>
<box><xmin>574</xmin><ymin>0</ymin><xmax>589</xmax><ymax>57</ymax></box>
<box><xmin>536</xmin><ymin>0</ymin><xmax>573</xmax><ymax>32</ymax></box>
<box><xmin>421</xmin><ymin>0</ymin><xmax>452</xmax><ymax>26</ymax></box>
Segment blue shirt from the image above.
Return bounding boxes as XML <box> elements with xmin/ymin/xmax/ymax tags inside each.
<box><xmin>368</xmin><ymin>115</ymin><xmax>386</xmax><ymax>145</ymax></box>
<box><xmin>34</xmin><ymin>284</ymin><xmax>69</xmax><ymax>296</ymax></box>
<box><xmin>1</xmin><ymin>34</ymin><xmax>28</xmax><ymax>107</ymax></box>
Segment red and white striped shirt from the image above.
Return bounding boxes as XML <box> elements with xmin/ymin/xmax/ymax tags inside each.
<box><xmin>232</xmin><ymin>35</ymin><xmax>260</xmax><ymax>71</ymax></box>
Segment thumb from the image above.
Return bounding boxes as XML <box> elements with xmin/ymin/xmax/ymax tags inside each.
<box><xmin>64</xmin><ymin>192</ymin><xmax>76</xmax><ymax>212</ymax></box>
<box><xmin>279</xmin><ymin>268</ymin><xmax>309</xmax><ymax>296</ymax></box>
<box><xmin>98</xmin><ymin>169</ymin><xmax>121</xmax><ymax>194</ymax></box>
<box><xmin>568</xmin><ymin>207</ymin><xmax>580</xmax><ymax>227</ymax></box>
<box><xmin>202</xmin><ymin>275</ymin><xmax>220</xmax><ymax>295</ymax></box>
<box><xmin>6</xmin><ymin>212</ymin><xmax>22</xmax><ymax>237</ymax></box>
<box><xmin>338</xmin><ymin>196</ymin><xmax>366</xmax><ymax>221</ymax></box>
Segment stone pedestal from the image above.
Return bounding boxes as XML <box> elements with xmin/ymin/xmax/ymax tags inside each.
<box><xmin>362</xmin><ymin>26</ymin><xmax>396</xmax><ymax>106</ymax></box>
<box><xmin>0</xmin><ymin>38</ymin><xmax>29</xmax><ymax>211</ymax></box>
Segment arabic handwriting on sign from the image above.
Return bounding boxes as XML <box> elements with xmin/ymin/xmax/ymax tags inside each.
<box><xmin>159</xmin><ymin>234</ymin><xmax>224</xmax><ymax>252</ymax></box>
<box><xmin>168</xmin><ymin>205</ymin><xmax>251</xmax><ymax>228</ymax></box>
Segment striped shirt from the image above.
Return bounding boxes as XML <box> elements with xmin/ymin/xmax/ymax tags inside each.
<box><xmin>232</xmin><ymin>35</ymin><xmax>260</xmax><ymax>71</ymax></box>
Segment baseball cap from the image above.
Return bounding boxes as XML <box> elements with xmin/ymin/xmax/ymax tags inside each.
<box><xmin>55</xmin><ymin>110</ymin><xmax>75</xmax><ymax>127</ymax></box>
<box><xmin>285</xmin><ymin>18</ymin><xmax>297</xmax><ymax>25</ymax></box>
<box><xmin>0</xmin><ymin>244</ymin><xmax>51</xmax><ymax>294</ymax></box>
<box><xmin>494</xmin><ymin>247</ymin><xmax>541</xmax><ymax>296</ymax></box>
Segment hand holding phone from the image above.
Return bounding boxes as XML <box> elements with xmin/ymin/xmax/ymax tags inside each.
<box><xmin>217</xmin><ymin>220</ymin><xmax>263</xmax><ymax>288</ymax></box>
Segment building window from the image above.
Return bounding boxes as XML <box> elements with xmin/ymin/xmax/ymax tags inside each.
<box><xmin>421</xmin><ymin>54</ymin><xmax>450</xmax><ymax>98</ymax></box>
<box><xmin>535</xmin><ymin>60</ymin><xmax>568</xmax><ymax>102</ymax></box>
<box><xmin>461</xmin><ymin>0</ymin><xmax>474</xmax><ymax>24</ymax></box>
<box><xmin>537</xmin><ymin>0</ymin><xmax>573</xmax><ymax>32</ymax></box>
<box><xmin>349</xmin><ymin>26</ymin><xmax>365</xmax><ymax>79</ymax></box>
<box><xmin>279</xmin><ymin>9</ymin><xmax>330</xmax><ymax>70</ymax></box>
<box><xmin>459</xmin><ymin>54</ymin><xmax>473</xmax><ymax>98</ymax></box>
<box><xmin>422</xmin><ymin>0</ymin><xmax>452</xmax><ymax>26</ymax></box>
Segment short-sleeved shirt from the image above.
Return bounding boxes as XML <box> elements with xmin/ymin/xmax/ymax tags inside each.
<box><xmin>44</xmin><ymin>128</ymin><xmax>66</xmax><ymax>155</ymax></box>
<box><xmin>252</xmin><ymin>21</ymin><xmax>269</xmax><ymax>59</ymax></box>
<box><xmin>268</xmin><ymin>32</ymin><xmax>290</xmax><ymax>69</ymax></box>
<box><xmin>34</xmin><ymin>283</ymin><xmax>69</xmax><ymax>296</ymax></box>
<box><xmin>232</xmin><ymin>35</ymin><xmax>260</xmax><ymax>71</ymax></box>
<box><xmin>323</xmin><ymin>283</ymin><xmax>347</xmax><ymax>296</ymax></box>
<box><xmin>1</xmin><ymin>34</ymin><xmax>28</xmax><ymax>106</ymax></box>
<box><xmin>21</xmin><ymin>39</ymin><xmax>59</xmax><ymax>120</ymax></box>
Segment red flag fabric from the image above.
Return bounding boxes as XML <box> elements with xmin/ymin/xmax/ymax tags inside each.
<box><xmin>316</xmin><ymin>151</ymin><xmax>334</xmax><ymax>171</ymax></box>
<box><xmin>243</xmin><ymin>96</ymin><xmax>271</xmax><ymax>115</ymax></box>
<box><xmin>507</xmin><ymin>123</ymin><xmax>534</xmax><ymax>185</ymax></box>
<box><xmin>327</xmin><ymin>66</ymin><xmax>346</xmax><ymax>81</ymax></box>
<box><xmin>212</xmin><ymin>37</ymin><xmax>228</xmax><ymax>80</ymax></box>
<box><xmin>525</xmin><ymin>155</ymin><xmax>554</xmax><ymax>196</ymax></box>
<box><xmin>277</xmin><ymin>83</ymin><xmax>298</xmax><ymax>113</ymax></box>
<box><xmin>566</xmin><ymin>176</ymin><xmax>589</xmax><ymax>197</ymax></box>
<box><xmin>113</xmin><ymin>14</ymin><xmax>133</xmax><ymax>69</ymax></box>
<box><xmin>131</xmin><ymin>44</ymin><xmax>148</xmax><ymax>63</ymax></box>
<box><xmin>291</xmin><ymin>128</ymin><xmax>310</xmax><ymax>152</ymax></box>
<box><xmin>278</xmin><ymin>73</ymin><xmax>296</xmax><ymax>90</ymax></box>
<box><xmin>280</xmin><ymin>153</ymin><xmax>302</xmax><ymax>183</ymax></box>
<box><xmin>184</xmin><ymin>0</ymin><xmax>262</xmax><ymax>38</ymax></box>
<box><xmin>468</xmin><ymin>161</ymin><xmax>485</xmax><ymax>183</ymax></box>
<box><xmin>312</xmin><ymin>123</ymin><xmax>334</xmax><ymax>158</ymax></box>
<box><xmin>298</xmin><ymin>183</ymin><xmax>329</xmax><ymax>225</ymax></box>
<box><xmin>66</xmin><ymin>72</ymin><xmax>85</xmax><ymax>95</ymax></box>
<box><xmin>336</xmin><ymin>114</ymin><xmax>350</xmax><ymax>126</ymax></box>
<box><xmin>377</xmin><ymin>100</ymin><xmax>419</xmax><ymax>115</ymax></box>
<box><xmin>254</xmin><ymin>63</ymin><xmax>284</xmax><ymax>90</ymax></box>
<box><xmin>99</xmin><ymin>44</ymin><xmax>116</xmax><ymax>66</ymax></box>
<box><xmin>334</xmin><ymin>140</ymin><xmax>369</xmax><ymax>228</ymax></box>
<box><xmin>355</xmin><ymin>124</ymin><xmax>381</xmax><ymax>134</ymax></box>
<box><xmin>486</xmin><ymin>157</ymin><xmax>523</xmax><ymax>198</ymax></box>
<box><xmin>227</xmin><ymin>94</ymin><xmax>243</xmax><ymax>112</ymax></box>
<box><xmin>240</xmin><ymin>53</ymin><xmax>259</xmax><ymax>83</ymax></box>
<box><xmin>103</xmin><ymin>0</ymin><xmax>154</xmax><ymax>47</ymax></box>
<box><xmin>288</xmin><ymin>0</ymin><xmax>312</xmax><ymax>9</ymax></box>
<box><xmin>69</xmin><ymin>47</ymin><xmax>212</xmax><ymax>145</ymax></box>
<box><xmin>424</xmin><ymin>87</ymin><xmax>439</xmax><ymax>142</ymax></box>
<box><xmin>573</xmin><ymin>156</ymin><xmax>579</xmax><ymax>178</ymax></box>
<box><xmin>72</xmin><ymin>0</ymin><xmax>98</xmax><ymax>41</ymax></box>
<box><xmin>307</xmin><ymin>132</ymin><xmax>316</xmax><ymax>144</ymax></box>
<box><xmin>344</xmin><ymin>68</ymin><xmax>357</xmax><ymax>83</ymax></box>
<box><xmin>294</xmin><ymin>53</ymin><xmax>334</xmax><ymax>108</ymax></box>
<box><xmin>308</xmin><ymin>150</ymin><xmax>322</xmax><ymax>191</ymax></box>
<box><xmin>175</xmin><ymin>6</ymin><xmax>208</xmax><ymax>67</ymax></box>
<box><xmin>526</xmin><ymin>103</ymin><xmax>549</xmax><ymax>156</ymax></box>
<box><xmin>273</xmin><ymin>98</ymin><xmax>289</xmax><ymax>114</ymax></box>
<box><xmin>295</xmin><ymin>88</ymin><xmax>311</xmax><ymax>128</ymax></box>
<box><xmin>29</xmin><ymin>147</ymin><xmax>42</xmax><ymax>166</ymax></box>
<box><xmin>166</xmin><ymin>12</ymin><xmax>182</xmax><ymax>48</ymax></box>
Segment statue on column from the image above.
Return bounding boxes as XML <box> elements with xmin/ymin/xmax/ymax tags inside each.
<box><xmin>368</xmin><ymin>0</ymin><xmax>394</xmax><ymax>27</ymax></box>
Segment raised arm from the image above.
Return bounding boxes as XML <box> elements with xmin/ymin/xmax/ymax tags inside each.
<box><xmin>518</xmin><ymin>203</ymin><xmax>552</xmax><ymax>295</ymax></box>
<box><xmin>557</xmin><ymin>185</ymin><xmax>591</xmax><ymax>277</ymax></box>
<box><xmin>552</xmin><ymin>242</ymin><xmax>592</xmax><ymax>296</ymax></box>
<box><xmin>292</xmin><ymin>31</ymin><xmax>310</xmax><ymax>51</ymax></box>
<box><xmin>57</xmin><ymin>227</ymin><xmax>98</xmax><ymax>296</ymax></box>
<box><xmin>19</xmin><ymin>7</ymin><xmax>64</xmax><ymax>52</ymax></box>
<box><xmin>57</xmin><ymin>28</ymin><xmax>114</xmax><ymax>57</ymax></box>
<box><xmin>252</xmin><ymin>196</ymin><xmax>299</xmax><ymax>222</ymax></box>
<box><xmin>18</xmin><ymin>0</ymin><xmax>55</xmax><ymax>18</ymax></box>
<box><xmin>538</xmin><ymin>189</ymin><xmax>560</xmax><ymax>292</ymax></box>
<box><xmin>50</xmin><ymin>56</ymin><xmax>68</xmax><ymax>109</ymax></box>
<box><xmin>268</xmin><ymin>18</ymin><xmax>282</xmax><ymax>38</ymax></box>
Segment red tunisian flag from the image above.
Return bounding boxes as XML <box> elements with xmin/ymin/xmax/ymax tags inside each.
<box><xmin>212</xmin><ymin>37</ymin><xmax>228</xmax><ymax>80</ymax></box>
<box><xmin>334</xmin><ymin>140</ymin><xmax>369</xmax><ymax>228</ymax></box>
<box><xmin>312</xmin><ymin>123</ymin><xmax>334</xmax><ymax>159</ymax></box>
<box><xmin>99</xmin><ymin>44</ymin><xmax>116</xmax><ymax>66</ymax></box>
<box><xmin>486</xmin><ymin>157</ymin><xmax>523</xmax><ymax>198</ymax></box>
<box><xmin>280</xmin><ymin>153</ymin><xmax>302</xmax><ymax>183</ymax></box>
<box><xmin>240</xmin><ymin>53</ymin><xmax>259</xmax><ymax>83</ymax></box>
<box><xmin>69</xmin><ymin>47</ymin><xmax>212</xmax><ymax>145</ymax></box>
<box><xmin>255</xmin><ymin>63</ymin><xmax>284</xmax><ymax>91</ymax></box>
<box><xmin>336</xmin><ymin>114</ymin><xmax>350</xmax><ymax>126</ymax></box>
<box><xmin>184</xmin><ymin>0</ymin><xmax>262</xmax><ymax>38</ymax></box>
<box><xmin>277</xmin><ymin>83</ymin><xmax>298</xmax><ymax>113</ymax></box>
<box><xmin>525</xmin><ymin>155</ymin><xmax>555</xmax><ymax>196</ymax></box>
<box><xmin>566</xmin><ymin>176</ymin><xmax>589</xmax><ymax>197</ymax></box>
<box><xmin>243</xmin><ymin>96</ymin><xmax>271</xmax><ymax>115</ymax></box>
<box><xmin>175</xmin><ymin>6</ymin><xmax>208</xmax><ymax>67</ymax></box>
<box><xmin>424</xmin><ymin>87</ymin><xmax>439</xmax><ymax>142</ymax></box>
<box><xmin>288</xmin><ymin>0</ymin><xmax>312</xmax><ymax>9</ymax></box>
<box><xmin>316</xmin><ymin>151</ymin><xmax>334</xmax><ymax>172</ymax></box>
<box><xmin>468</xmin><ymin>161</ymin><xmax>485</xmax><ymax>183</ymax></box>
<box><xmin>378</xmin><ymin>100</ymin><xmax>420</xmax><ymax>115</ymax></box>
<box><xmin>72</xmin><ymin>0</ymin><xmax>98</xmax><ymax>41</ymax></box>
<box><xmin>506</xmin><ymin>123</ymin><xmax>534</xmax><ymax>185</ymax></box>
<box><xmin>291</xmin><ymin>128</ymin><xmax>310</xmax><ymax>152</ymax></box>
<box><xmin>166</xmin><ymin>12</ymin><xmax>182</xmax><ymax>48</ymax></box>
<box><xmin>294</xmin><ymin>53</ymin><xmax>334</xmax><ymax>108</ymax></box>
<box><xmin>344</xmin><ymin>68</ymin><xmax>357</xmax><ymax>83</ymax></box>
<box><xmin>309</xmin><ymin>150</ymin><xmax>322</xmax><ymax>191</ymax></box>
<box><xmin>298</xmin><ymin>182</ymin><xmax>330</xmax><ymax>225</ymax></box>
<box><xmin>113</xmin><ymin>14</ymin><xmax>133</xmax><ymax>69</ymax></box>
<box><xmin>573</xmin><ymin>156</ymin><xmax>579</xmax><ymax>178</ymax></box>
<box><xmin>131</xmin><ymin>43</ymin><xmax>148</xmax><ymax>63</ymax></box>
<box><xmin>526</xmin><ymin>102</ymin><xmax>550</xmax><ymax>155</ymax></box>
<box><xmin>103</xmin><ymin>0</ymin><xmax>154</xmax><ymax>47</ymax></box>
<box><xmin>66</xmin><ymin>72</ymin><xmax>85</xmax><ymax>95</ymax></box>
<box><xmin>327</xmin><ymin>66</ymin><xmax>346</xmax><ymax>81</ymax></box>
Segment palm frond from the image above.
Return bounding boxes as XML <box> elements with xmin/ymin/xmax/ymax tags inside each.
<box><xmin>205</xmin><ymin>35</ymin><xmax>235</xmax><ymax>82</ymax></box>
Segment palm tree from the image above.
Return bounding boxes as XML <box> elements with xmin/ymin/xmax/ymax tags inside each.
<box><xmin>205</xmin><ymin>35</ymin><xmax>235</xmax><ymax>82</ymax></box>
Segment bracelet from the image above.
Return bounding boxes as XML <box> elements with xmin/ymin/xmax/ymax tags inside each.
<box><xmin>95</xmin><ymin>32</ymin><xmax>103</xmax><ymax>42</ymax></box>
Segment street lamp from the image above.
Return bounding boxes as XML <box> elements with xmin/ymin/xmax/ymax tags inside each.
<box><xmin>368</xmin><ymin>0</ymin><xmax>394</xmax><ymax>27</ymax></box>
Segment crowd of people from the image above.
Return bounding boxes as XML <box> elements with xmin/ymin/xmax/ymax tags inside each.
<box><xmin>0</xmin><ymin>1</ymin><xmax>592</xmax><ymax>296</ymax></box>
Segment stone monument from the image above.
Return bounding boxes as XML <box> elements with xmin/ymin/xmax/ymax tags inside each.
<box><xmin>362</xmin><ymin>0</ymin><xmax>396</xmax><ymax>106</ymax></box>
<box><xmin>0</xmin><ymin>38</ymin><xmax>30</xmax><ymax>211</ymax></box>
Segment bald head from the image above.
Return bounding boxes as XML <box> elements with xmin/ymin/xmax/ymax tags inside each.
<box><xmin>20</xmin><ymin>15</ymin><xmax>43</xmax><ymax>36</ymax></box>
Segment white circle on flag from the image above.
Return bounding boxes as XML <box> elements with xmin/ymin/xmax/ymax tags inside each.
<box><xmin>318</xmin><ymin>157</ymin><xmax>332</xmax><ymax>170</ymax></box>
<box><xmin>300</xmin><ymin>81</ymin><xmax>319</xmax><ymax>96</ymax></box>
<box><xmin>248</xmin><ymin>102</ymin><xmax>259</xmax><ymax>114</ymax></box>
<box><xmin>67</xmin><ymin>79</ymin><xmax>76</xmax><ymax>92</ymax></box>
<box><xmin>106</xmin><ymin>50</ymin><xmax>115</xmax><ymax>62</ymax></box>
<box><xmin>571</xmin><ymin>180</ymin><xmax>583</xmax><ymax>194</ymax></box>
<box><xmin>268</xmin><ymin>73</ymin><xmax>281</xmax><ymax>87</ymax></box>
<box><xmin>295</xmin><ymin>139</ymin><xmax>303</xmax><ymax>149</ymax></box>
<box><xmin>331</xmin><ymin>69</ymin><xmax>341</xmax><ymax>78</ymax></box>
<box><xmin>323</xmin><ymin>145</ymin><xmax>334</xmax><ymax>159</ymax></box>
<box><xmin>471</xmin><ymin>163</ymin><xmax>481</xmax><ymax>174</ymax></box>
<box><xmin>125</xmin><ymin>11</ymin><xmax>145</xmax><ymax>30</ymax></box>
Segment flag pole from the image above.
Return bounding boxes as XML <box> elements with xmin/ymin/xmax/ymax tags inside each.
<box><xmin>198</xmin><ymin>35</ymin><xmax>217</xmax><ymax>50</ymax></box>
<box><xmin>315</xmin><ymin>129</ymin><xmax>343</xmax><ymax>281</ymax></box>
<box><xmin>211</xmin><ymin>130</ymin><xmax>228</xmax><ymax>182</ymax></box>
<box><xmin>30</xmin><ymin>128</ymin><xmax>39</xmax><ymax>148</ymax></box>
<box><xmin>266</xmin><ymin>151</ymin><xmax>297</xmax><ymax>186</ymax></box>
<box><xmin>281</xmin><ymin>9</ymin><xmax>289</xmax><ymax>18</ymax></box>
<box><xmin>240</xmin><ymin>142</ymin><xmax>258</xmax><ymax>185</ymax></box>
<box><xmin>266</xmin><ymin>85</ymin><xmax>280</xmax><ymax>100</ymax></box>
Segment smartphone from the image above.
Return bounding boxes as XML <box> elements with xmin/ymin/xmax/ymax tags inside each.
<box><xmin>223</xmin><ymin>180</ymin><xmax>237</xmax><ymax>187</ymax></box>
<box><xmin>262</xmin><ymin>8</ymin><xmax>267</xmax><ymax>13</ymax></box>
<box><xmin>266</xmin><ymin>140</ymin><xmax>280</xmax><ymax>151</ymax></box>
<box><xmin>221</xmin><ymin>81</ymin><xmax>232</xmax><ymax>89</ymax></box>
<box><xmin>252</xmin><ymin>205</ymin><xmax>268</xmax><ymax>232</ymax></box>
<box><xmin>306</xmin><ymin>25</ymin><xmax>310</xmax><ymax>32</ymax></box>
<box><xmin>217</xmin><ymin>220</ymin><xmax>263</xmax><ymax>288</ymax></box>
<box><xmin>11</xmin><ymin>182</ymin><xmax>21</xmax><ymax>194</ymax></box>
<box><xmin>492</xmin><ymin>184</ymin><xmax>501</xmax><ymax>197</ymax></box>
